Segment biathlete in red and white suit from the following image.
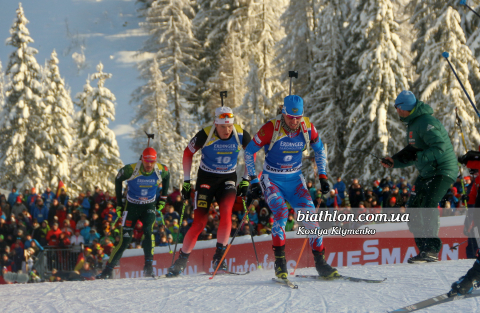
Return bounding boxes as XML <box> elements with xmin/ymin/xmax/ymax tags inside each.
<box><xmin>244</xmin><ymin>95</ymin><xmax>339</xmax><ymax>279</ymax></box>
<box><xmin>167</xmin><ymin>106</ymin><xmax>252</xmax><ymax>277</ymax></box>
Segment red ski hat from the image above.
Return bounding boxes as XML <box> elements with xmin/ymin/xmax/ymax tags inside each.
<box><xmin>142</xmin><ymin>147</ymin><xmax>157</xmax><ymax>162</ymax></box>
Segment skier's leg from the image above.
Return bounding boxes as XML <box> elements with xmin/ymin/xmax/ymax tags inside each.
<box><xmin>420</xmin><ymin>175</ymin><xmax>455</xmax><ymax>253</ymax></box>
<box><xmin>286</xmin><ymin>174</ymin><xmax>338</xmax><ymax>278</ymax></box>
<box><xmin>260</xmin><ymin>174</ymin><xmax>288</xmax><ymax>278</ymax></box>
<box><xmin>140</xmin><ymin>203</ymin><xmax>157</xmax><ymax>276</ymax></box>
<box><xmin>406</xmin><ymin>177</ymin><xmax>426</xmax><ymax>253</ymax></box>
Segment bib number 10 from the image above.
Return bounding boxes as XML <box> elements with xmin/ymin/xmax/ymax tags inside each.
<box><xmin>215</xmin><ymin>156</ymin><xmax>231</xmax><ymax>164</ymax></box>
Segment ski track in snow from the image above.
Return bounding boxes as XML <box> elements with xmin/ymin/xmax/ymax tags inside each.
<box><xmin>1</xmin><ymin>260</ymin><xmax>480</xmax><ymax>312</ymax></box>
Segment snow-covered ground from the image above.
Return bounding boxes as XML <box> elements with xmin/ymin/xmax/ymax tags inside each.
<box><xmin>1</xmin><ymin>260</ymin><xmax>479</xmax><ymax>312</ymax></box>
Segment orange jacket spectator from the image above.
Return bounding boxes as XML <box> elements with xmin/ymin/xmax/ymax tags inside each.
<box><xmin>46</xmin><ymin>224</ymin><xmax>62</xmax><ymax>241</ymax></box>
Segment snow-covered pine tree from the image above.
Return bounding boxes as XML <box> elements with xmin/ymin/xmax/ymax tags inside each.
<box><xmin>307</xmin><ymin>0</ymin><xmax>347</xmax><ymax>180</ymax></box>
<box><xmin>139</xmin><ymin>0</ymin><xmax>200</xmax><ymax>138</ymax></box>
<box><xmin>341</xmin><ymin>0</ymin><xmax>411</xmax><ymax>183</ymax></box>
<box><xmin>74</xmin><ymin>63</ymin><xmax>123</xmax><ymax>192</ymax></box>
<box><xmin>275</xmin><ymin>0</ymin><xmax>318</xmax><ymax>97</ymax></box>
<box><xmin>412</xmin><ymin>4</ymin><xmax>480</xmax><ymax>155</ymax></box>
<box><xmin>0</xmin><ymin>3</ymin><xmax>46</xmax><ymax>190</ymax></box>
<box><xmin>41</xmin><ymin>50</ymin><xmax>75</xmax><ymax>189</ymax></box>
<box><xmin>131</xmin><ymin>58</ymin><xmax>188</xmax><ymax>189</ymax></box>
<box><xmin>0</xmin><ymin>60</ymin><xmax>4</xmax><ymax>109</ymax></box>
<box><xmin>462</xmin><ymin>1</ymin><xmax>480</xmax><ymax>105</ymax></box>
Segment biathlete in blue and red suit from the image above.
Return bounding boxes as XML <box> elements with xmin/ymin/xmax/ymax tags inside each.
<box><xmin>167</xmin><ymin>106</ymin><xmax>252</xmax><ymax>277</ymax></box>
<box><xmin>244</xmin><ymin>95</ymin><xmax>339</xmax><ymax>279</ymax></box>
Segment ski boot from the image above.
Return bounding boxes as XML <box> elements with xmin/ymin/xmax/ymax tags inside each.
<box><xmin>273</xmin><ymin>245</ymin><xmax>287</xmax><ymax>279</ymax></box>
<box><xmin>212</xmin><ymin>243</ymin><xmax>228</xmax><ymax>272</ymax></box>
<box><xmin>96</xmin><ymin>264</ymin><xmax>114</xmax><ymax>279</ymax></box>
<box><xmin>313</xmin><ymin>249</ymin><xmax>339</xmax><ymax>279</ymax></box>
<box><xmin>407</xmin><ymin>251</ymin><xmax>438</xmax><ymax>264</ymax></box>
<box><xmin>167</xmin><ymin>250</ymin><xmax>190</xmax><ymax>277</ymax></box>
<box><xmin>449</xmin><ymin>261</ymin><xmax>480</xmax><ymax>296</ymax></box>
<box><xmin>144</xmin><ymin>259</ymin><xmax>154</xmax><ymax>277</ymax></box>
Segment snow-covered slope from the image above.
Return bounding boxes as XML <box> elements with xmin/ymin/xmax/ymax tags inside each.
<box><xmin>1</xmin><ymin>260</ymin><xmax>479</xmax><ymax>312</ymax></box>
<box><xmin>0</xmin><ymin>0</ymin><xmax>147</xmax><ymax>163</ymax></box>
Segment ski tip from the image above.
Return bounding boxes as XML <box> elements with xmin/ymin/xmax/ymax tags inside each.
<box><xmin>460</xmin><ymin>0</ymin><xmax>467</xmax><ymax>5</ymax></box>
<box><xmin>442</xmin><ymin>51</ymin><xmax>449</xmax><ymax>58</ymax></box>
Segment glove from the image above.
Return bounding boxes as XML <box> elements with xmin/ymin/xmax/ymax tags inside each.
<box><xmin>319</xmin><ymin>178</ymin><xmax>330</xmax><ymax>194</ymax></box>
<box><xmin>459</xmin><ymin>151</ymin><xmax>480</xmax><ymax>165</ymax></box>
<box><xmin>182</xmin><ymin>180</ymin><xmax>191</xmax><ymax>200</ymax></box>
<box><xmin>237</xmin><ymin>179</ymin><xmax>249</xmax><ymax>197</ymax></box>
<box><xmin>158</xmin><ymin>198</ymin><xmax>166</xmax><ymax>213</ymax></box>
<box><xmin>250</xmin><ymin>178</ymin><xmax>263</xmax><ymax>198</ymax></box>
<box><xmin>461</xmin><ymin>194</ymin><xmax>470</xmax><ymax>202</ymax></box>
<box><xmin>116</xmin><ymin>206</ymin><xmax>123</xmax><ymax>221</ymax></box>
<box><xmin>392</xmin><ymin>145</ymin><xmax>423</xmax><ymax>164</ymax></box>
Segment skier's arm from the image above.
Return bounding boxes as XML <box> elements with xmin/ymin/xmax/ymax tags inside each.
<box><xmin>244</xmin><ymin>122</ymin><xmax>274</xmax><ymax>181</ymax></box>
<box><xmin>242</xmin><ymin>130</ymin><xmax>253</xmax><ymax>179</ymax></box>
<box><xmin>115</xmin><ymin>165</ymin><xmax>133</xmax><ymax>203</ymax></box>
<box><xmin>183</xmin><ymin>129</ymin><xmax>208</xmax><ymax>181</ymax></box>
<box><xmin>309</xmin><ymin>124</ymin><xmax>328</xmax><ymax>179</ymax></box>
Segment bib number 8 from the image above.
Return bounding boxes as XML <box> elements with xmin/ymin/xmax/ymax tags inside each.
<box><xmin>215</xmin><ymin>156</ymin><xmax>232</xmax><ymax>164</ymax></box>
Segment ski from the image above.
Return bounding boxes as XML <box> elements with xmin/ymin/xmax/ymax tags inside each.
<box><xmin>295</xmin><ymin>274</ymin><xmax>386</xmax><ymax>283</ymax></box>
<box><xmin>272</xmin><ymin>277</ymin><xmax>298</xmax><ymax>289</ymax></box>
<box><xmin>389</xmin><ymin>289</ymin><xmax>480</xmax><ymax>312</ymax></box>
<box><xmin>202</xmin><ymin>271</ymin><xmax>250</xmax><ymax>276</ymax></box>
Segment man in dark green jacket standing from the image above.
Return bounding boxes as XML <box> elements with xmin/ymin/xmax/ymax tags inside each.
<box><xmin>381</xmin><ymin>90</ymin><xmax>457</xmax><ymax>263</ymax></box>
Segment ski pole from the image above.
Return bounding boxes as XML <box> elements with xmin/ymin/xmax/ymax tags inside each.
<box><xmin>210</xmin><ymin>209</ymin><xmax>251</xmax><ymax>280</ymax></box>
<box><xmin>455</xmin><ymin>108</ymin><xmax>469</xmax><ymax>208</ymax></box>
<box><xmin>242</xmin><ymin>197</ymin><xmax>261</xmax><ymax>269</ymax></box>
<box><xmin>450</xmin><ymin>240</ymin><xmax>468</xmax><ymax>251</ymax></box>
<box><xmin>442</xmin><ymin>52</ymin><xmax>480</xmax><ymax>119</ymax></box>
<box><xmin>460</xmin><ymin>0</ymin><xmax>480</xmax><ymax>19</ymax></box>
<box><xmin>171</xmin><ymin>199</ymin><xmax>186</xmax><ymax>266</ymax></box>
<box><xmin>220</xmin><ymin>91</ymin><xmax>227</xmax><ymax>107</ymax></box>
<box><xmin>288</xmin><ymin>71</ymin><xmax>298</xmax><ymax>95</ymax></box>
<box><xmin>290</xmin><ymin>237</ymin><xmax>308</xmax><ymax>275</ymax></box>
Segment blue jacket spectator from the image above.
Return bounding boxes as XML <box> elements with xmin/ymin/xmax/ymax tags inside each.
<box><xmin>7</xmin><ymin>188</ymin><xmax>19</xmax><ymax>207</ymax></box>
<box><xmin>42</xmin><ymin>188</ymin><xmax>56</xmax><ymax>209</ymax></box>
<box><xmin>78</xmin><ymin>194</ymin><xmax>91</xmax><ymax>217</ymax></box>
<box><xmin>326</xmin><ymin>190</ymin><xmax>342</xmax><ymax>208</ymax></box>
<box><xmin>333</xmin><ymin>178</ymin><xmax>346</xmax><ymax>199</ymax></box>
<box><xmin>32</xmin><ymin>200</ymin><xmax>49</xmax><ymax>224</ymax></box>
<box><xmin>27</xmin><ymin>188</ymin><xmax>41</xmax><ymax>213</ymax></box>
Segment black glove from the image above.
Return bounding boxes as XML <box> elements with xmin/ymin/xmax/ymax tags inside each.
<box><xmin>459</xmin><ymin>151</ymin><xmax>480</xmax><ymax>165</ymax></box>
<box><xmin>182</xmin><ymin>180</ymin><xmax>191</xmax><ymax>200</ymax></box>
<box><xmin>461</xmin><ymin>194</ymin><xmax>469</xmax><ymax>202</ymax></box>
<box><xmin>319</xmin><ymin>178</ymin><xmax>330</xmax><ymax>194</ymax></box>
<box><xmin>250</xmin><ymin>181</ymin><xmax>263</xmax><ymax>199</ymax></box>
<box><xmin>237</xmin><ymin>179</ymin><xmax>249</xmax><ymax>197</ymax></box>
<box><xmin>392</xmin><ymin>145</ymin><xmax>423</xmax><ymax>164</ymax></box>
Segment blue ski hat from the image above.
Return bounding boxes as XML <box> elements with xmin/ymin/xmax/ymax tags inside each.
<box><xmin>282</xmin><ymin>95</ymin><xmax>303</xmax><ymax>116</ymax></box>
<box><xmin>394</xmin><ymin>90</ymin><xmax>417</xmax><ymax>111</ymax></box>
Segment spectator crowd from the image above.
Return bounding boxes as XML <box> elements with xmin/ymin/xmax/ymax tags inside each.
<box><xmin>0</xmin><ymin>173</ymin><xmax>468</xmax><ymax>284</ymax></box>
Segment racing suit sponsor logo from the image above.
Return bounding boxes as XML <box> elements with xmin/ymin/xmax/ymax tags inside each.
<box><xmin>197</xmin><ymin>200</ymin><xmax>208</xmax><ymax>208</ymax></box>
<box><xmin>198</xmin><ymin>194</ymin><xmax>207</xmax><ymax>200</ymax></box>
<box><xmin>281</xmin><ymin>165</ymin><xmax>293</xmax><ymax>169</ymax></box>
<box><xmin>280</xmin><ymin>142</ymin><xmax>304</xmax><ymax>148</ymax></box>
<box><xmin>254</xmin><ymin>134</ymin><xmax>261</xmax><ymax>144</ymax></box>
<box><xmin>187</xmin><ymin>137</ymin><xmax>197</xmax><ymax>152</ymax></box>
<box><xmin>214</xmin><ymin>144</ymin><xmax>237</xmax><ymax>150</ymax></box>
<box><xmin>137</xmin><ymin>179</ymin><xmax>156</xmax><ymax>184</ymax></box>
<box><xmin>265</xmin><ymin>164</ymin><xmax>302</xmax><ymax>173</ymax></box>
<box><xmin>225</xmin><ymin>181</ymin><xmax>236</xmax><ymax>186</ymax></box>
<box><xmin>125</xmin><ymin>220</ymin><xmax>132</xmax><ymax>227</ymax></box>
<box><xmin>200</xmin><ymin>184</ymin><xmax>211</xmax><ymax>189</ymax></box>
<box><xmin>200</xmin><ymin>162</ymin><xmax>236</xmax><ymax>174</ymax></box>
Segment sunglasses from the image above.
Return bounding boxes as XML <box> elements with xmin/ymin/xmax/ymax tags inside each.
<box><xmin>394</xmin><ymin>102</ymin><xmax>403</xmax><ymax>109</ymax></box>
<box><xmin>217</xmin><ymin>113</ymin><xmax>234</xmax><ymax>119</ymax></box>
<box><xmin>285</xmin><ymin>113</ymin><xmax>303</xmax><ymax>120</ymax></box>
